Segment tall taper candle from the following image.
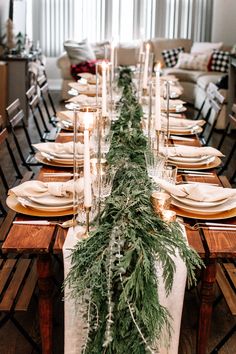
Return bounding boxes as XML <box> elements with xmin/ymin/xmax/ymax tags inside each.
<box><xmin>83</xmin><ymin>113</ymin><xmax>92</xmax><ymax>208</ymax></box>
<box><xmin>102</xmin><ymin>61</ymin><xmax>107</xmax><ymax>116</ymax></box>
<box><xmin>142</xmin><ymin>43</ymin><xmax>150</xmax><ymax>89</ymax></box>
<box><xmin>155</xmin><ymin>63</ymin><xmax>161</xmax><ymax>131</ymax></box>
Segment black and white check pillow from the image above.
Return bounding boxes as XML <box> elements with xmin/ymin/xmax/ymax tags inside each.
<box><xmin>209</xmin><ymin>50</ymin><xmax>229</xmax><ymax>73</ymax></box>
<box><xmin>162</xmin><ymin>47</ymin><xmax>184</xmax><ymax>67</ymax></box>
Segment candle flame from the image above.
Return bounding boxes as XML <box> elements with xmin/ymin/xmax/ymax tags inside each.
<box><xmin>155</xmin><ymin>62</ymin><xmax>161</xmax><ymax>72</ymax></box>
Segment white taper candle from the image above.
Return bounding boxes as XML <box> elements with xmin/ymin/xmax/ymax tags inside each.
<box><xmin>155</xmin><ymin>63</ymin><xmax>162</xmax><ymax>131</ymax></box>
<box><xmin>142</xmin><ymin>43</ymin><xmax>150</xmax><ymax>89</ymax></box>
<box><xmin>102</xmin><ymin>61</ymin><xmax>107</xmax><ymax>116</ymax></box>
<box><xmin>83</xmin><ymin>113</ymin><xmax>93</xmax><ymax>208</ymax></box>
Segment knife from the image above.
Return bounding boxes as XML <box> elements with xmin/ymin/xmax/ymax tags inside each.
<box><xmin>13</xmin><ymin>220</ymin><xmax>56</xmax><ymax>225</ymax></box>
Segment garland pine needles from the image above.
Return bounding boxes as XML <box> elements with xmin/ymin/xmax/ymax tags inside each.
<box><xmin>65</xmin><ymin>67</ymin><xmax>202</xmax><ymax>354</ymax></box>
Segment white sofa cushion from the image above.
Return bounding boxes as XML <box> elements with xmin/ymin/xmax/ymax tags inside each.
<box><xmin>116</xmin><ymin>41</ymin><xmax>140</xmax><ymax>66</ymax></box>
<box><xmin>191</xmin><ymin>42</ymin><xmax>223</xmax><ymax>54</ymax></box>
<box><xmin>162</xmin><ymin>67</ymin><xmax>206</xmax><ymax>83</ymax></box>
<box><xmin>196</xmin><ymin>73</ymin><xmax>225</xmax><ymax>90</ymax></box>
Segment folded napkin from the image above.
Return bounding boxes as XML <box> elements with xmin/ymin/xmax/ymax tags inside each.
<box><xmin>160</xmin><ymin>145</ymin><xmax>223</xmax><ymax>158</ymax></box>
<box><xmin>78</xmin><ymin>72</ymin><xmax>101</xmax><ymax>84</ymax></box>
<box><xmin>57</xmin><ymin>110</ymin><xmax>75</xmax><ymax>123</ymax></box>
<box><xmin>161</xmin><ymin>98</ymin><xmax>186</xmax><ymax>110</ymax></box>
<box><xmin>153</xmin><ymin>178</ymin><xmax>236</xmax><ymax>202</ymax></box>
<box><xmin>162</xmin><ymin>117</ymin><xmax>205</xmax><ymax>128</ymax></box>
<box><xmin>69</xmin><ymin>82</ymin><xmax>101</xmax><ymax>95</ymax></box>
<box><xmin>9</xmin><ymin>179</ymin><xmax>84</xmax><ymax>198</ymax></box>
<box><xmin>67</xmin><ymin>95</ymin><xmax>100</xmax><ymax>105</ymax></box>
<box><xmin>69</xmin><ymin>82</ymin><xmax>88</xmax><ymax>92</ymax></box>
<box><xmin>33</xmin><ymin>142</ymin><xmax>84</xmax><ymax>156</ymax></box>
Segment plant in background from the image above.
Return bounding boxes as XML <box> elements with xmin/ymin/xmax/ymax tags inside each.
<box><xmin>65</xmin><ymin>67</ymin><xmax>202</xmax><ymax>354</ymax></box>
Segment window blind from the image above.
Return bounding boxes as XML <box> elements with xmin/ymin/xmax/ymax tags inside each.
<box><xmin>30</xmin><ymin>0</ymin><xmax>213</xmax><ymax>57</ymax></box>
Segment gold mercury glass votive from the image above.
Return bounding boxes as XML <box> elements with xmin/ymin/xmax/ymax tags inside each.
<box><xmin>160</xmin><ymin>210</ymin><xmax>177</xmax><ymax>223</ymax></box>
<box><xmin>150</xmin><ymin>191</ymin><xmax>172</xmax><ymax>214</ymax></box>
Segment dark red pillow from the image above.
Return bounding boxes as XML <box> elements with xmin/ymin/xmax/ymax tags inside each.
<box><xmin>71</xmin><ymin>59</ymin><xmax>98</xmax><ymax>80</ymax></box>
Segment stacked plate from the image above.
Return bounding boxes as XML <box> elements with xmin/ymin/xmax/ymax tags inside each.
<box><xmin>18</xmin><ymin>194</ymin><xmax>74</xmax><ymax>212</ymax></box>
<box><xmin>171</xmin><ymin>193</ymin><xmax>236</xmax><ymax>220</ymax></box>
<box><xmin>167</xmin><ymin>154</ymin><xmax>219</xmax><ymax>169</ymax></box>
<box><xmin>35</xmin><ymin>151</ymin><xmax>83</xmax><ymax>168</ymax></box>
<box><xmin>7</xmin><ymin>193</ymin><xmax>74</xmax><ymax>217</ymax></box>
<box><xmin>167</xmin><ymin>124</ymin><xmax>203</xmax><ymax>135</ymax></box>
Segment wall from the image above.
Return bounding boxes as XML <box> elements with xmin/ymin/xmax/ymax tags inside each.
<box><xmin>0</xmin><ymin>0</ymin><xmax>10</xmax><ymax>36</ymax></box>
<box><xmin>212</xmin><ymin>0</ymin><xmax>236</xmax><ymax>45</ymax></box>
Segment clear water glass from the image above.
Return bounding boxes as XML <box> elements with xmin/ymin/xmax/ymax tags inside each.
<box><xmin>144</xmin><ymin>151</ymin><xmax>166</xmax><ymax>179</ymax></box>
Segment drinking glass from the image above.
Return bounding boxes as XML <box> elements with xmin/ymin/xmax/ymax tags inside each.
<box><xmin>144</xmin><ymin>151</ymin><xmax>166</xmax><ymax>179</ymax></box>
<box><xmin>92</xmin><ymin>172</ymin><xmax>114</xmax><ymax>201</ymax></box>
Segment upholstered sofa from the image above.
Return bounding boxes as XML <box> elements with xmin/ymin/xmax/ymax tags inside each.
<box><xmin>57</xmin><ymin>38</ymin><xmax>230</xmax><ymax>128</ymax></box>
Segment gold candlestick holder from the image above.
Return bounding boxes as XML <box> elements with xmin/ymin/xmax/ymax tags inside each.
<box><xmin>85</xmin><ymin>206</ymin><xmax>91</xmax><ymax>236</ymax></box>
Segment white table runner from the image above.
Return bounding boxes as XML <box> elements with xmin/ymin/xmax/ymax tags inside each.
<box><xmin>63</xmin><ymin>225</ymin><xmax>187</xmax><ymax>354</ymax></box>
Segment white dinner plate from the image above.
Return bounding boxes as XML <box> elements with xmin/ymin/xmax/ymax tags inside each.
<box><xmin>172</xmin><ymin>195</ymin><xmax>229</xmax><ymax>208</ymax></box>
<box><xmin>17</xmin><ymin>197</ymin><xmax>74</xmax><ymax>212</ymax></box>
<box><xmin>30</xmin><ymin>194</ymin><xmax>74</xmax><ymax>207</ymax></box>
<box><xmin>168</xmin><ymin>155</ymin><xmax>210</xmax><ymax>163</ymax></box>
<box><xmin>171</xmin><ymin>196</ymin><xmax>236</xmax><ymax>214</ymax></box>
<box><xmin>168</xmin><ymin>156</ymin><xmax>215</xmax><ymax>166</ymax></box>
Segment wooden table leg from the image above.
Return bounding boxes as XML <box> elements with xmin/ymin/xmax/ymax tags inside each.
<box><xmin>37</xmin><ymin>254</ymin><xmax>54</xmax><ymax>354</ymax></box>
<box><xmin>197</xmin><ymin>259</ymin><xmax>217</xmax><ymax>354</ymax></box>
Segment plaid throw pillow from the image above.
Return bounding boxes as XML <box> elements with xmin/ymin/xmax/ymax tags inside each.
<box><xmin>162</xmin><ymin>47</ymin><xmax>184</xmax><ymax>67</ymax></box>
<box><xmin>209</xmin><ymin>50</ymin><xmax>230</xmax><ymax>73</ymax></box>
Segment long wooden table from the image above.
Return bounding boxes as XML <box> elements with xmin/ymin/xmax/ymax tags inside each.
<box><xmin>2</xmin><ymin>132</ymin><xmax>236</xmax><ymax>354</ymax></box>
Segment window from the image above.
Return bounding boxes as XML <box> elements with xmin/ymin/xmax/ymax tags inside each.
<box><xmin>28</xmin><ymin>0</ymin><xmax>213</xmax><ymax>57</ymax></box>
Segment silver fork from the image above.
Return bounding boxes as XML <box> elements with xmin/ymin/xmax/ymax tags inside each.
<box><xmin>182</xmin><ymin>222</ymin><xmax>236</xmax><ymax>231</ymax></box>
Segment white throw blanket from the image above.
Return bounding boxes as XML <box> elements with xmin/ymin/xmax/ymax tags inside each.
<box><xmin>63</xmin><ymin>224</ymin><xmax>188</xmax><ymax>354</ymax></box>
<box><xmin>9</xmin><ymin>179</ymin><xmax>84</xmax><ymax>198</ymax></box>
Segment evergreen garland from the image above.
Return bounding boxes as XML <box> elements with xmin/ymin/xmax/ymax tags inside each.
<box><xmin>65</xmin><ymin>67</ymin><xmax>202</xmax><ymax>353</ymax></box>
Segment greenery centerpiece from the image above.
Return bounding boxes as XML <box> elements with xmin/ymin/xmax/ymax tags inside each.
<box><xmin>65</xmin><ymin>67</ymin><xmax>202</xmax><ymax>353</ymax></box>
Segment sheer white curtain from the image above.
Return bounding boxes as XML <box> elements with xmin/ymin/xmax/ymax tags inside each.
<box><xmin>29</xmin><ymin>0</ymin><xmax>213</xmax><ymax>57</ymax></box>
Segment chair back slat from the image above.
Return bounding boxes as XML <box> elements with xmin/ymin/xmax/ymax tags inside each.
<box><xmin>8</xmin><ymin>110</ymin><xmax>24</xmax><ymax>127</ymax></box>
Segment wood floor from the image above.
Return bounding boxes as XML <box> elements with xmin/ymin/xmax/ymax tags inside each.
<box><xmin>0</xmin><ymin>91</ymin><xmax>235</xmax><ymax>353</ymax></box>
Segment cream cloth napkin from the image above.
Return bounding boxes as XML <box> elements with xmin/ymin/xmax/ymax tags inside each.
<box><xmin>153</xmin><ymin>178</ymin><xmax>236</xmax><ymax>202</ymax></box>
<box><xmin>63</xmin><ymin>224</ymin><xmax>188</xmax><ymax>354</ymax></box>
<box><xmin>57</xmin><ymin>111</ymin><xmax>75</xmax><ymax>123</ymax></box>
<box><xmin>33</xmin><ymin>142</ymin><xmax>84</xmax><ymax>156</ymax></box>
<box><xmin>69</xmin><ymin>82</ymin><xmax>100</xmax><ymax>95</ymax></box>
<box><xmin>161</xmin><ymin>98</ymin><xmax>185</xmax><ymax>110</ymax></box>
<box><xmin>160</xmin><ymin>145</ymin><xmax>223</xmax><ymax>158</ymax></box>
<box><xmin>9</xmin><ymin>178</ymin><xmax>84</xmax><ymax>198</ymax></box>
<box><xmin>78</xmin><ymin>72</ymin><xmax>100</xmax><ymax>84</ymax></box>
<box><xmin>67</xmin><ymin>94</ymin><xmax>100</xmax><ymax>105</ymax></box>
<box><xmin>162</xmin><ymin>117</ymin><xmax>205</xmax><ymax>128</ymax></box>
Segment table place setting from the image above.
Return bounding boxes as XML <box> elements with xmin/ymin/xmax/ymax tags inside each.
<box><xmin>33</xmin><ymin>141</ymin><xmax>85</xmax><ymax>166</ymax></box>
<box><xmin>159</xmin><ymin>145</ymin><xmax>223</xmax><ymax>170</ymax></box>
<box><xmin>68</xmin><ymin>81</ymin><xmax>101</xmax><ymax>96</ymax></box>
<box><xmin>7</xmin><ymin>178</ymin><xmax>84</xmax><ymax>217</ymax></box>
<box><xmin>153</xmin><ymin>177</ymin><xmax>236</xmax><ymax>220</ymax></box>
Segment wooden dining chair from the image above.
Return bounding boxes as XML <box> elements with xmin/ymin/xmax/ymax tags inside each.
<box><xmin>5</xmin><ymin>98</ymin><xmax>42</xmax><ymax>171</ymax></box>
<box><xmin>0</xmin><ymin>128</ymin><xmax>39</xmax><ymax>351</ymax></box>
<box><xmin>199</xmin><ymin>83</ymin><xmax>225</xmax><ymax>145</ymax></box>
<box><xmin>216</xmin><ymin>104</ymin><xmax>236</xmax><ymax>182</ymax></box>
<box><xmin>26</xmin><ymin>85</ymin><xmax>59</xmax><ymax>142</ymax></box>
<box><xmin>37</xmin><ymin>74</ymin><xmax>58</xmax><ymax>127</ymax></box>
